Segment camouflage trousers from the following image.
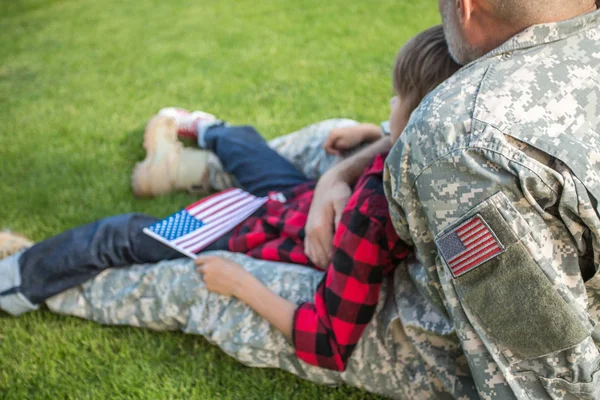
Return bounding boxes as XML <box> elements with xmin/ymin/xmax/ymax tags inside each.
<box><xmin>46</xmin><ymin>253</ymin><xmax>421</xmax><ymax>399</ymax></box>
<box><xmin>266</xmin><ymin>118</ymin><xmax>359</xmax><ymax>179</ymax></box>
<box><xmin>45</xmin><ymin>120</ymin><xmax>435</xmax><ymax>399</ymax></box>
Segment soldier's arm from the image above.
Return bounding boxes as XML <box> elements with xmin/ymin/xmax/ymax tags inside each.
<box><xmin>387</xmin><ymin>134</ymin><xmax>600</xmax><ymax>397</ymax></box>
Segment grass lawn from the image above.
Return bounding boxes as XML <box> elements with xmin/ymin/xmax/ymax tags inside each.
<box><xmin>0</xmin><ymin>0</ymin><xmax>440</xmax><ymax>398</ymax></box>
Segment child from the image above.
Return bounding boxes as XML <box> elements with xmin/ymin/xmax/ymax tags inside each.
<box><xmin>0</xmin><ymin>25</ymin><xmax>460</xmax><ymax>371</ymax></box>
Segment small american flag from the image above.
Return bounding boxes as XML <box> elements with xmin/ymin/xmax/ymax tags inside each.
<box><xmin>143</xmin><ymin>188</ymin><xmax>268</xmax><ymax>259</ymax></box>
<box><xmin>436</xmin><ymin>214</ymin><xmax>504</xmax><ymax>278</ymax></box>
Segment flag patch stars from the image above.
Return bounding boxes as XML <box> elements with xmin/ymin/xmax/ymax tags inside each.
<box><xmin>150</xmin><ymin>210</ymin><xmax>205</xmax><ymax>241</ymax></box>
<box><xmin>436</xmin><ymin>214</ymin><xmax>505</xmax><ymax>278</ymax></box>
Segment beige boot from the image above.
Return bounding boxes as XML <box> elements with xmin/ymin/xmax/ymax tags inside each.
<box><xmin>132</xmin><ymin>116</ymin><xmax>236</xmax><ymax>197</ymax></box>
<box><xmin>0</xmin><ymin>231</ymin><xmax>33</xmax><ymax>259</ymax></box>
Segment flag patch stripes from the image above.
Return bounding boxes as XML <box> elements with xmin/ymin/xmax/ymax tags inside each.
<box><xmin>436</xmin><ymin>214</ymin><xmax>504</xmax><ymax>278</ymax></box>
<box><xmin>143</xmin><ymin>188</ymin><xmax>268</xmax><ymax>259</ymax></box>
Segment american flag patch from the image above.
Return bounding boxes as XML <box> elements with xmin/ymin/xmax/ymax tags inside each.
<box><xmin>143</xmin><ymin>188</ymin><xmax>268</xmax><ymax>259</ymax></box>
<box><xmin>436</xmin><ymin>214</ymin><xmax>504</xmax><ymax>278</ymax></box>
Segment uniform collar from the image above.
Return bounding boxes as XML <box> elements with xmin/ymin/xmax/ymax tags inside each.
<box><xmin>480</xmin><ymin>9</ymin><xmax>600</xmax><ymax>59</ymax></box>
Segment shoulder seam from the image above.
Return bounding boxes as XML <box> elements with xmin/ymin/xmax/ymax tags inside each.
<box><xmin>472</xmin><ymin>65</ymin><xmax>495</xmax><ymax>129</ymax></box>
<box><xmin>409</xmin><ymin>145</ymin><xmax>560</xmax><ymax>196</ymax></box>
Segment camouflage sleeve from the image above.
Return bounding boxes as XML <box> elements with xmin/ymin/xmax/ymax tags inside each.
<box><xmin>386</xmin><ymin>125</ymin><xmax>600</xmax><ymax>399</ymax></box>
<box><xmin>268</xmin><ymin>119</ymin><xmax>359</xmax><ymax>179</ymax></box>
<box><xmin>383</xmin><ymin>161</ymin><xmax>412</xmax><ymax>247</ymax></box>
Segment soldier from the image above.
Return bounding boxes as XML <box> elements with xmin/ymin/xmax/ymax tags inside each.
<box><xmin>305</xmin><ymin>0</ymin><xmax>600</xmax><ymax>398</ymax></box>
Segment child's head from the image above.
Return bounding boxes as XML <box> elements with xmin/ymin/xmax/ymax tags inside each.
<box><xmin>389</xmin><ymin>25</ymin><xmax>461</xmax><ymax>143</ymax></box>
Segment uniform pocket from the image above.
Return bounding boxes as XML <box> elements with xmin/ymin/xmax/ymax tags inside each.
<box><xmin>436</xmin><ymin>191</ymin><xmax>591</xmax><ymax>361</ymax></box>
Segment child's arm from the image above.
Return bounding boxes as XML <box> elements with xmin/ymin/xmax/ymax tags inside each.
<box><xmin>323</xmin><ymin>123</ymin><xmax>383</xmax><ymax>156</ymax></box>
<box><xmin>195</xmin><ymin>256</ymin><xmax>296</xmax><ymax>340</ymax></box>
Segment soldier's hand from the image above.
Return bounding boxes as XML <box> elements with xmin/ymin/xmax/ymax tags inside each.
<box><xmin>304</xmin><ymin>176</ymin><xmax>352</xmax><ymax>268</ymax></box>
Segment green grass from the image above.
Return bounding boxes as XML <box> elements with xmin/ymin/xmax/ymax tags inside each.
<box><xmin>0</xmin><ymin>0</ymin><xmax>440</xmax><ymax>398</ymax></box>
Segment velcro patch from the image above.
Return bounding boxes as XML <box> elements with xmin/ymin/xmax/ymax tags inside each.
<box><xmin>436</xmin><ymin>214</ymin><xmax>505</xmax><ymax>278</ymax></box>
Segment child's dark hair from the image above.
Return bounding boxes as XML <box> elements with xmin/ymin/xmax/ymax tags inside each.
<box><xmin>393</xmin><ymin>25</ymin><xmax>461</xmax><ymax>113</ymax></box>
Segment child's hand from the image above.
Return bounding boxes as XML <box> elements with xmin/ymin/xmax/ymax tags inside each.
<box><xmin>323</xmin><ymin>124</ymin><xmax>382</xmax><ymax>156</ymax></box>
<box><xmin>195</xmin><ymin>256</ymin><xmax>252</xmax><ymax>297</ymax></box>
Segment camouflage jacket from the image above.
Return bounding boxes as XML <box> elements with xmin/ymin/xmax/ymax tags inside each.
<box><xmin>384</xmin><ymin>10</ymin><xmax>600</xmax><ymax>400</ymax></box>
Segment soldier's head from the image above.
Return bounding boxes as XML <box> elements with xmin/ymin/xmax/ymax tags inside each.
<box><xmin>438</xmin><ymin>0</ymin><xmax>598</xmax><ymax>64</ymax></box>
<box><xmin>389</xmin><ymin>25</ymin><xmax>461</xmax><ymax>143</ymax></box>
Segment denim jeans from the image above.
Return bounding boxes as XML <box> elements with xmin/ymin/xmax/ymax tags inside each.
<box><xmin>202</xmin><ymin>123</ymin><xmax>311</xmax><ymax>197</ymax></box>
<box><xmin>0</xmin><ymin>125</ymin><xmax>310</xmax><ymax>314</ymax></box>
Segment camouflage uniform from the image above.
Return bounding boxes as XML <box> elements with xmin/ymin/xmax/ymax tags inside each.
<box><xmin>267</xmin><ymin>118</ymin><xmax>360</xmax><ymax>179</ymax></box>
<box><xmin>384</xmin><ymin>10</ymin><xmax>600</xmax><ymax>400</ymax></box>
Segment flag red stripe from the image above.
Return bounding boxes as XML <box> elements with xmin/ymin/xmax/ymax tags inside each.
<box><xmin>455</xmin><ymin>218</ymin><xmax>482</xmax><ymax>235</ymax></box>
<box><xmin>189</xmin><ymin>190</ymin><xmax>249</xmax><ymax>219</ymax></box>
<box><xmin>463</xmin><ymin>229</ymin><xmax>493</xmax><ymax>248</ymax></box>
<box><xmin>185</xmin><ymin>199</ymin><xmax>266</xmax><ymax>252</ymax></box>
<box><xmin>451</xmin><ymin>240</ymin><xmax>500</xmax><ymax>270</ymax></box>
<box><xmin>202</xmin><ymin>195</ymin><xmax>256</xmax><ymax>223</ymax></box>
<box><xmin>185</xmin><ymin>188</ymin><xmax>237</xmax><ymax>212</ymax></box>
<box><xmin>176</xmin><ymin>197</ymin><xmax>265</xmax><ymax>248</ymax></box>
<box><xmin>458</xmin><ymin>223</ymin><xmax>487</xmax><ymax>243</ymax></box>
<box><xmin>461</xmin><ymin>230</ymin><xmax>492</xmax><ymax>249</ymax></box>
<box><xmin>191</xmin><ymin>192</ymin><xmax>253</xmax><ymax>222</ymax></box>
<box><xmin>452</xmin><ymin>247</ymin><xmax>502</xmax><ymax>276</ymax></box>
<box><xmin>449</xmin><ymin>235</ymin><xmax>495</xmax><ymax>265</ymax></box>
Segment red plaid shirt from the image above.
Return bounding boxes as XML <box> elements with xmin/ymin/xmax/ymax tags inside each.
<box><xmin>227</xmin><ymin>153</ymin><xmax>409</xmax><ymax>371</ymax></box>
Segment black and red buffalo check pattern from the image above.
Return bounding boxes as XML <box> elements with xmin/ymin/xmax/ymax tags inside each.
<box><xmin>227</xmin><ymin>153</ymin><xmax>408</xmax><ymax>370</ymax></box>
<box><xmin>292</xmin><ymin>154</ymin><xmax>409</xmax><ymax>371</ymax></box>
<box><xmin>227</xmin><ymin>180</ymin><xmax>317</xmax><ymax>267</ymax></box>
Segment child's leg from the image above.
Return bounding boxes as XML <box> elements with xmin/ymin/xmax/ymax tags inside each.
<box><xmin>200</xmin><ymin>124</ymin><xmax>311</xmax><ymax>197</ymax></box>
<box><xmin>0</xmin><ymin>213</ymin><xmax>230</xmax><ymax>316</ymax></box>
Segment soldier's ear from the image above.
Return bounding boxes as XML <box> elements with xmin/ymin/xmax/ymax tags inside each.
<box><xmin>456</xmin><ymin>0</ymin><xmax>474</xmax><ymax>23</ymax></box>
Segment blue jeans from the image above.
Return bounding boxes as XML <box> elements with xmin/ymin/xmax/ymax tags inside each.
<box><xmin>0</xmin><ymin>125</ymin><xmax>310</xmax><ymax>314</ymax></box>
<box><xmin>203</xmin><ymin>123</ymin><xmax>311</xmax><ymax>197</ymax></box>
